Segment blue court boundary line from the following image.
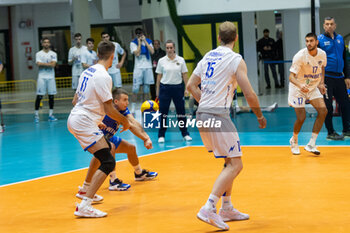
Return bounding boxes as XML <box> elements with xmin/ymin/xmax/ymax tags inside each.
<box><xmin>0</xmin><ymin>146</ymin><xmax>190</xmax><ymax>188</ymax></box>
<box><xmin>1</xmin><ymin>145</ymin><xmax>348</xmax><ymax>188</ymax></box>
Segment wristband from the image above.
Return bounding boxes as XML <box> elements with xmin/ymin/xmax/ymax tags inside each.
<box><xmin>257</xmin><ymin>115</ymin><xmax>264</xmax><ymax>120</ymax></box>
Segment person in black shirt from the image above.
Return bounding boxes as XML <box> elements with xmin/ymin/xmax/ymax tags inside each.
<box><xmin>275</xmin><ymin>31</ymin><xmax>285</xmax><ymax>88</ymax></box>
<box><xmin>151</xmin><ymin>40</ymin><xmax>166</xmax><ymax>100</ymax></box>
<box><xmin>257</xmin><ymin>29</ymin><xmax>280</xmax><ymax>89</ymax></box>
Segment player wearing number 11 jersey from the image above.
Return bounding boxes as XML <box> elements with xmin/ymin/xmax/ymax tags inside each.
<box><xmin>288</xmin><ymin>32</ymin><xmax>328</xmax><ymax>155</ymax></box>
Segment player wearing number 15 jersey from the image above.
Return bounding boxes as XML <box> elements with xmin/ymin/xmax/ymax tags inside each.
<box><xmin>187</xmin><ymin>21</ymin><xmax>266</xmax><ymax>231</ymax></box>
<box><xmin>288</xmin><ymin>32</ymin><xmax>328</xmax><ymax>155</ymax></box>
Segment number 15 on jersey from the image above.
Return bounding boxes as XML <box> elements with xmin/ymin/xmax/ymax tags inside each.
<box><xmin>205</xmin><ymin>62</ymin><xmax>216</xmax><ymax>78</ymax></box>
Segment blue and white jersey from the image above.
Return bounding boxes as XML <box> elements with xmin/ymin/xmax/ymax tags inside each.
<box><xmin>68</xmin><ymin>45</ymin><xmax>87</xmax><ymax>76</ymax></box>
<box><xmin>70</xmin><ymin>64</ymin><xmax>113</xmax><ymax>124</ymax></box>
<box><xmin>193</xmin><ymin>46</ymin><xmax>242</xmax><ymax>114</ymax></box>
<box><xmin>81</xmin><ymin>49</ymin><xmax>98</xmax><ymax>67</ymax></box>
<box><xmin>289</xmin><ymin>48</ymin><xmax>327</xmax><ymax>91</ymax></box>
<box><xmin>36</xmin><ymin>50</ymin><xmax>57</xmax><ymax>79</ymax></box>
<box><xmin>108</xmin><ymin>42</ymin><xmax>124</xmax><ymax>74</ymax></box>
<box><xmin>102</xmin><ymin>107</ymin><xmax>130</xmax><ymax>138</ymax></box>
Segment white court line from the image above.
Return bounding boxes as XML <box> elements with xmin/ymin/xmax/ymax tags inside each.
<box><xmin>0</xmin><ymin>146</ymin><xmax>190</xmax><ymax>188</ymax></box>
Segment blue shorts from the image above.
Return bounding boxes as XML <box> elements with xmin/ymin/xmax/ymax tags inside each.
<box><xmin>109</xmin><ymin>135</ymin><xmax>122</xmax><ymax>150</ymax></box>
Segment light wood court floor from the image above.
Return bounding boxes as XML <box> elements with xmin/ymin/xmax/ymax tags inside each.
<box><xmin>1</xmin><ymin>146</ymin><xmax>349</xmax><ymax>233</ymax></box>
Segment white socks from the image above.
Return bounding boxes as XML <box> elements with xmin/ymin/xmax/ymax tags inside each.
<box><xmin>35</xmin><ymin>110</ymin><xmax>39</xmax><ymax>116</ymax></box>
<box><xmin>204</xmin><ymin>194</ymin><xmax>219</xmax><ymax>210</ymax></box>
<box><xmin>308</xmin><ymin>133</ymin><xmax>318</xmax><ymax>146</ymax></box>
<box><xmin>80</xmin><ymin>197</ymin><xmax>92</xmax><ymax>207</ymax></box>
<box><xmin>134</xmin><ymin>164</ymin><xmax>142</xmax><ymax>175</ymax></box>
<box><xmin>49</xmin><ymin>109</ymin><xmax>53</xmax><ymax>116</ymax></box>
<box><xmin>293</xmin><ymin>133</ymin><xmax>298</xmax><ymax>144</ymax></box>
<box><xmin>82</xmin><ymin>181</ymin><xmax>90</xmax><ymax>191</ymax></box>
<box><xmin>222</xmin><ymin>196</ymin><xmax>233</xmax><ymax>210</ymax></box>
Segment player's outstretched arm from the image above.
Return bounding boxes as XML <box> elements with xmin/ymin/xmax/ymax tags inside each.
<box><xmin>186</xmin><ymin>74</ymin><xmax>201</xmax><ymax>103</ymax></box>
<box><xmin>236</xmin><ymin>59</ymin><xmax>266</xmax><ymax>129</ymax></box>
<box><xmin>103</xmin><ymin>100</ymin><xmax>130</xmax><ymax>132</ymax></box>
<box><xmin>127</xmin><ymin>114</ymin><xmax>152</xmax><ymax>149</ymax></box>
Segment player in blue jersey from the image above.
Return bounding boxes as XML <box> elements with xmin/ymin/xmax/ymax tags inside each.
<box><xmin>76</xmin><ymin>88</ymin><xmax>157</xmax><ymax>199</ymax></box>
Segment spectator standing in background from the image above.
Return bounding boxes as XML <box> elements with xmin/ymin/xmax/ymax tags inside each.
<box><xmin>151</xmin><ymin>40</ymin><xmax>166</xmax><ymax>100</ymax></box>
<box><xmin>34</xmin><ymin>38</ymin><xmax>58</xmax><ymax>123</ymax></box>
<box><xmin>275</xmin><ymin>31</ymin><xmax>285</xmax><ymax>88</ymax></box>
<box><xmin>101</xmin><ymin>32</ymin><xmax>126</xmax><ymax>88</ymax></box>
<box><xmin>130</xmin><ymin>28</ymin><xmax>154</xmax><ymax>113</ymax></box>
<box><xmin>68</xmin><ymin>33</ymin><xmax>86</xmax><ymax>90</ymax></box>
<box><xmin>82</xmin><ymin>38</ymin><xmax>98</xmax><ymax>69</ymax></box>
<box><xmin>318</xmin><ymin>16</ymin><xmax>350</xmax><ymax>140</ymax></box>
<box><xmin>257</xmin><ymin>29</ymin><xmax>280</xmax><ymax>89</ymax></box>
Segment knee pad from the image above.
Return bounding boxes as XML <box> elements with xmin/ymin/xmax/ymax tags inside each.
<box><xmin>94</xmin><ymin>148</ymin><xmax>115</xmax><ymax>175</ymax></box>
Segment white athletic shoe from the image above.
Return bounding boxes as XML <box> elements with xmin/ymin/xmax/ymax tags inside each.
<box><xmin>264</xmin><ymin>102</ymin><xmax>278</xmax><ymax>112</ymax></box>
<box><xmin>219</xmin><ymin>207</ymin><xmax>250</xmax><ymax>221</ymax></box>
<box><xmin>183</xmin><ymin>135</ymin><xmax>192</xmax><ymax>141</ymax></box>
<box><xmin>197</xmin><ymin>206</ymin><xmax>229</xmax><ymax>231</ymax></box>
<box><xmin>74</xmin><ymin>203</ymin><xmax>107</xmax><ymax>218</ymax></box>
<box><xmin>289</xmin><ymin>137</ymin><xmax>300</xmax><ymax>155</ymax></box>
<box><xmin>304</xmin><ymin>144</ymin><xmax>320</xmax><ymax>155</ymax></box>
<box><xmin>158</xmin><ymin>137</ymin><xmax>165</xmax><ymax>143</ymax></box>
<box><xmin>76</xmin><ymin>186</ymin><xmax>104</xmax><ymax>202</ymax></box>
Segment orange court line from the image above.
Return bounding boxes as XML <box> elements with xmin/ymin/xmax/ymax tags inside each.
<box><xmin>0</xmin><ymin>146</ymin><xmax>350</xmax><ymax>233</ymax></box>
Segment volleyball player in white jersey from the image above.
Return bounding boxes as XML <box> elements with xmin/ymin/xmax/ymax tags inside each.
<box><xmin>187</xmin><ymin>21</ymin><xmax>266</xmax><ymax>230</ymax></box>
<box><xmin>81</xmin><ymin>38</ymin><xmax>98</xmax><ymax>69</ymax></box>
<box><xmin>101</xmin><ymin>32</ymin><xmax>126</xmax><ymax>88</ymax></box>
<box><xmin>68</xmin><ymin>41</ymin><xmax>130</xmax><ymax>218</ymax></box>
<box><xmin>34</xmin><ymin>37</ymin><xmax>58</xmax><ymax>122</ymax></box>
<box><xmin>68</xmin><ymin>33</ymin><xmax>87</xmax><ymax>90</ymax></box>
<box><xmin>288</xmin><ymin>33</ymin><xmax>328</xmax><ymax>155</ymax></box>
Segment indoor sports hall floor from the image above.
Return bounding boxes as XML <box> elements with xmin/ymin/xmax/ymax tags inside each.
<box><xmin>0</xmin><ymin>93</ymin><xmax>349</xmax><ymax>233</ymax></box>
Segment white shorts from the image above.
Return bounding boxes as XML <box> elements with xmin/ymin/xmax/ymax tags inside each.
<box><xmin>67</xmin><ymin>113</ymin><xmax>104</xmax><ymax>151</ymax></box>
<box><xmin>110</xmin><ymin>72</ymin><xmax>122</xmax><ymax>88</ymax></box>
<box><xmin>196</xmin><ymin>112</ymin><xmax>242</xmax><ymax>158</ymax></box>
<box><xmin>288</xmin><ymin>83</ymin><xmax>323</xmax><ymax>108</ymax></box>
<box><xmin>133</xmin><ymin>68</ymin><xmax>154</xmax><ymax>86</ymax></box>
<box><xmin>72</xmin><ymin>75</ymin><xmax>80</xmax><ymax>89</ymax></box>
<box><xmin>36</xmin><ymin>77</ymin><xmax>57</xmax><ymax>95</ymax></box>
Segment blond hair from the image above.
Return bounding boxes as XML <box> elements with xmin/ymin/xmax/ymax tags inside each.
<box><xmin>219</xmin><ymin>21</ymin><xmax>237</xmax><ymax>45</ymax></box>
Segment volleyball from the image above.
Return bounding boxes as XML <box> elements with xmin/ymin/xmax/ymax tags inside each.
<box><xmin>141</xmin><ymin>100</ymin><xmax>159</xmax><ymax>113</ymax></box>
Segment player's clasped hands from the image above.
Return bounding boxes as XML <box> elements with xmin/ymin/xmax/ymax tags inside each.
<box><xmin>300</xmin><ymin>84</ymin><xmax>309</xmax><ymax>93</ymax></box>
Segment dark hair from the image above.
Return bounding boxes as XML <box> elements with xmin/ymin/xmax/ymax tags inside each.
<box><xmin>86</xmin><ymin>38</ymin><xmax>94</xmax><ymax>44</ymax></box>
<box><xmin>263</xmin><ymin>29</ymin><xmax>269</xmax><ymax>33</ymax></box>
<box><xmin>219</xmin><ymin>21</ymin><xmax>237</xmax><ymax>45</ymax></box>
<box><xmin>41</xmin><ymin>37</ymin><xmax>50</xmax><ymax>43</ymax></box>
<box><xmin>101</xmin><ymin>31</ymin><xmax>109</xmax><ymax>37</ymax></box>
<box><xmin>135</xmin><ymin>28</ymin><xmax>143</xmax><ymax>35</ymax></box>
<box><xmin>324</xmin><ymin>16</ymin><xmax>335</xmax><ymax>22</ymax></box>
<box><xmin>305</xmin><ymin>32</ymin><xmax>317</xmax><ymax>40</ymax></box>
<box><xmin>165</xmin><ymin>40</ymin><xmax>175</xmax><ymax>48</ymax></box>
<box><xmin>74</xmin><ymin>33</ymin><xmax>82</xmax><ymax>38</ymax></box>
<box><xmin>97</xmin><ymin>41</ymin><xmax>115</xmax><ymax>60</ymax></box>
<box><xmin>112</xmin><ymin>88</ymin><xmax>129</xmax><ymax>100</ymax></box>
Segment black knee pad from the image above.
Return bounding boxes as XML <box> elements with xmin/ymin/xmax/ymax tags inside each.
<box><xmin>94</xmin><ymin>148</ymin><xmax>115</xmax><ymax>175</ymax></box>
